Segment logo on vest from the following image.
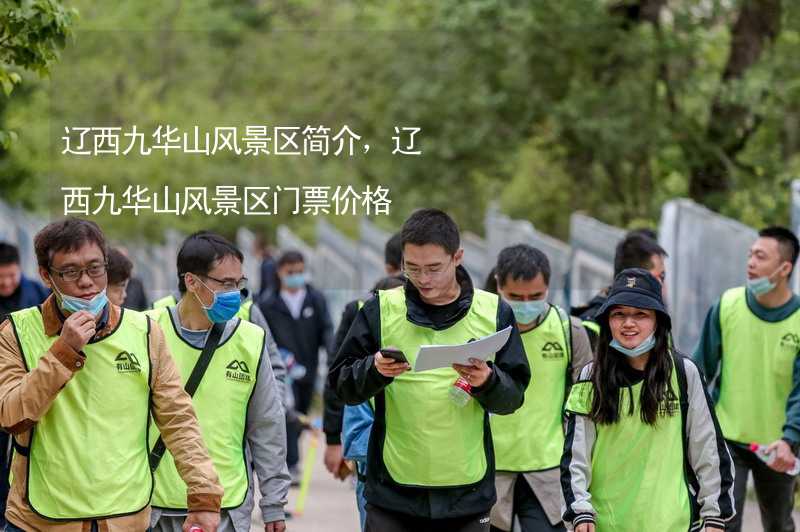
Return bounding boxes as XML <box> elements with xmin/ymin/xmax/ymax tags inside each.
<box><xmin>542</xmin><ymin>341</ymin><xmax>565</xmax><ymax>359</ymax></box>
<box><xmin>226</xmin><ymin>360</ymin><xmax>251</xmax><ymax>383</ymax></box>
<box><xmin>780</xmin><ymin>333</ymin><xmax>800</xmax><ymax>350</ymax></box>
<box><xmin>658</xmin><ymin>389</ymin><xmax>680</xmax><ymax>417</ymax></box>
<box><xmin>115</xmin><ymin>351</ymin><xmax>141</xmax><ymax>373</ymax></box>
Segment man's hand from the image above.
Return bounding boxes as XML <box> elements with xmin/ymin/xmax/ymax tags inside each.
<box><xmin>575</xmin><ymin>523</ymin><xmax>595</xmax><ymax>532</ymax></box>
<box><xmin>766</xmin><ymin>439</ymin><xmax>796</xmax><ymax>473</ymax></box>
<box><xmin>60</xmin><ymin>310</ymin><xmax>96</xmax><ymax>352</ymax></box>
<box><xmin>183</xmin><ymin>511</ymin><xmax>220</xmax><ymax>532</ymax></box>
<box><xmin>324</xmin><ymin>443</ymin><xmax>347</xmax><ymax>480</ymax></box>
<box><xmin>265</xmin><ymin>520</ymin><xmax>286</xmax><ymax>532</ymax></box>
<box><xmin>374</xmin><ymin>350</ymin><xmax>410</xmax><ymax>378</ymax></box>
<box><xmin>452</xmin><ymin>358</ymin><xmax>492</xmax><ymax>388</ymax></box>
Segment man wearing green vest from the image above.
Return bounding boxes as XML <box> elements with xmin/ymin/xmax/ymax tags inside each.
<box><xmin>0</xmin><ymin>218</ymin><xmax>223</xmax><ymax>531</ymax></box>
<box><xmin>694</xmin><ymin>226</ymin><xmax>800</xmax><ymax>532</ymax></box>
<box><xmin>148</xmin><ymin>231</ymin><xmax>289</xmax><ymax>532</ymax></box>
<box><xmin>329</xmin><ymin>208</ymin><xmax>531</xmax><ymax>532</ymax></box>
<box><xmin>488</xmin><ymin>245</ymin><xmax>592</xmax><ymax>532</ymax></box>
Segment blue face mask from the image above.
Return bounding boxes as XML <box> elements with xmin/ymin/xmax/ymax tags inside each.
<box><xmin>194</xmin><ymin>279</ymin><xmax>242</xmax><ymax>323</ymax></box>
<box><xmin>746</xmin><ymin>276</ymin><xmax>776</xmax><ymax>296</ymax></box>
<box><xmin>610</xmin><ymin>332</ymin><xmax>656</xmax><ymax>358</ymax></box>
<box><xmin>53</xmin><ymin>283</ymin><xmax>108</xmax><ymax>317</ymax></box>
<box><xmin>506</xmin><ymin>298</ymin><xmax>549</xmax><ymax>325</ymax></box>
<box><xmin>283</xmin><ymin>273</ymin><xmax>306</xmax><ymax>289</ymax></box>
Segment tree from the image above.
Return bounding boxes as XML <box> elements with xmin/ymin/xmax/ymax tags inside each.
<box><xmin>0</xmin><ymin>0</ymin><xmax>76</xmax><ymax>147</ymax></box>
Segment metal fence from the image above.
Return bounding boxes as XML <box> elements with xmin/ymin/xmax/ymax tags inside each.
<box><xmin>660</xmin><ymin>199</ymin><xmax>757</xmax><ymax>353</ymax></box>
<box><xmin>0</xmin><ymin>194</ymin><xmax>780</xmax><ymax>354</ymax></box>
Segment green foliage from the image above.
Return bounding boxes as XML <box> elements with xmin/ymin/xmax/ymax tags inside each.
<box><xmin>0</xmin><ymin>0</ymin><xmax>799</xmax><ymax>241</ymax></box>
<box><xmin>0</xmin><ymin>0</ymin><xmax>75</xmax><ymax>95</ymax></box>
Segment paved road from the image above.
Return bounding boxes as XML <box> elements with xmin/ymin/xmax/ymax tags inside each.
<box><xmin>254</xmin><ymin>433</ymin><xmax>799</xmax><ymax>531</ymax></box>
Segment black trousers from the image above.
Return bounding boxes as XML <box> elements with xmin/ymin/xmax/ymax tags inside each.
<box><xmin>365</xmin><ymin>503</ymin><xmax>490</xmax><ymax>532</ymax></box>
<box><xmin>727</xmin><ymin>443</ymin><xmax>796</xmax><ymax>532</ymax></box>
<box><xmin>286</xmin><ymin>379</ymin><xmax>315</xmax><ymax>469</ymax></box>
<box><xmin>490</xmin><ymin>476</ymin><xmax>565</xmax><ymax>532</ymax></box>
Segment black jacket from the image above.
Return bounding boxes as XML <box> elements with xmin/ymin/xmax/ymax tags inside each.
<box><xmin>327</xmin><ymin>266</ymin><xmax>531</xmax><ymax>519</ymax></box>
<box><xmin>0</xmin><ymin>275</ymin><xmax>49</xmax><ymax>323</ymax></box>
<box><xmin>258</xmin><ymin>284</ymin><xmax>333</xmax><ymax>385</ymax></box>
<box><xmin>323</xmin><ymin>299</ymin><xmax>360</xmax><ymax>444</ymax></box>
<box><xmin>570</xmin><ymin>287</ymin><xmax>608</xmax><ymax>351</ymax></box>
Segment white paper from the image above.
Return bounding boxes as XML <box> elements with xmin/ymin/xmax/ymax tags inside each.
<box><xmin>413</xmin><ymin>326</ymin><xmax>513</xmax><ymax>372</ymax></box>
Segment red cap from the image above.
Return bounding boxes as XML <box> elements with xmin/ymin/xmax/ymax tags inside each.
<box><xmin>749</xmin><ymin>443</ymin><xmax>759</xmax><ymax>452</ymax></box>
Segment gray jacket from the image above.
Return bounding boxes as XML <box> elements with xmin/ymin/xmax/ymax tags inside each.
<box><xmin>560</xmin><ymin>357</ymin><xmax>735</xmax><ymax>530</ymax></box>
<box><xmin>151</xmin><ymin>306</ymin><xmax>290</xmax><ymax>531</ymax></box>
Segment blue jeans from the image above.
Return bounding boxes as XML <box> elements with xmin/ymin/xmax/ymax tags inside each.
<box><xmin>355</xmin><ymin>461</ymin><xmax>367</xmax><ymax>532</ymax></box>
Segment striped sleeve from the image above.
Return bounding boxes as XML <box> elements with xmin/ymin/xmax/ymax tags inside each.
<box><xmin>683</xmin><ymin>357</ymin><xmax>736</xmax><ymax>525</ymax></box>
<box><xmin>561</xmin><ymin>363</ymin><xmax>596</xmax><ymax>525</ymax></box>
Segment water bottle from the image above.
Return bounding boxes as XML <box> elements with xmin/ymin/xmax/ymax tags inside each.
<box><xmin>449</xmin><ymin>376</ymin><xmax>472</xmax><ymax>407</ymax></box>
<box><xmin>749</xmin><ymin>443</ymin><xmax>800</xmax><ymax>475</ymax></box>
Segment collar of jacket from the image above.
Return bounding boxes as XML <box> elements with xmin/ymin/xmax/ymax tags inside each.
<box><xmin>403</xmin><ymin>264</ymin><xmax>474</xmax><ymax>331</ymax></box>
<box><xmin>264</xmin><ymin>284</ymin><xmax>312</xmax><ymax>316</ymax></box>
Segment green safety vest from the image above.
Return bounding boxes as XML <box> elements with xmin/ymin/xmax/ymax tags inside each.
<box><xmin>237</xmin><ymin>299</ymin><xmax>253</xmax><ymax>321</ymax></box>
<box><xmin>582</xmin><ymin>319</ymin><xmax>600</xmax><ymax>336</ymax></box>
<box><xmin>564</xmin><ymin>358</ymin><xmax>692</xmax><ymax>532</ymax></box>
<box><xmin>10</xmin><ymin>306</ymin><xmax>153</xmax><ymax>520</ymax></box>
<box><xmin>491</xmin><ymin>305</ymin><xmax>571</xmax><ymax>471</ymax></box>
<box><xmin>152</xmin><ymin>294</ymin><xmax>178</xmax><ymax>309</ymax></box>
<box><xmin>378</xmin><ymin>286</ymin><xmax>498</xmax><ymax>487</ymax></box>
<box><xmin>147</xmin><ymin>308</ymin><xmax>264</xmax><ymax>510</ymax></box>
<box><xmin>716</xmin><ymin>286</ymin><xmax>800</xmax><ymax>444</ymax></box>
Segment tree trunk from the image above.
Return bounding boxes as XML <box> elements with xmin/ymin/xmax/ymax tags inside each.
<box><xmin>688</xmin><ymin>0</ymin><xmax>781</xmax><ymax>206</ymax></box>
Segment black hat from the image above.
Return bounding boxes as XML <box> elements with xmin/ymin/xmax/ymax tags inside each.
<box><xmin>596</xmin><ymin>268</ymin><xmax>670</xmax><ymax>329</ymax></box>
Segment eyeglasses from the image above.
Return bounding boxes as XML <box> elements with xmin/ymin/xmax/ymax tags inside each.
<box><xmin>402</xmin><ymin>258</ymin><xmax>453</xmax><ymax>280</ymax></box>
<box><xmin>202</xmin><ymin>274</ymin><xmax>248</xmax><ymax>292</ymax></box>
<box><xmin>49</xmin><ymin>263</ymin><xmax>107</xmax><ymax>282</ymax></box>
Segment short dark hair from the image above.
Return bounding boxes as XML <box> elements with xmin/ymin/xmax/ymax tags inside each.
<box><xmin>106</xmin><ymin>248</ymin><xmax>133</xmax><ymax>285</ymax></box>
<box><xmin>34</xmin><ymin>218</ymin><xmax>107</xmax><ymax>269</ymax></box>
<box><xmin>0</xmin><ymin>243</ymin><xmax>20</xmax><ymax>266</ymax></box>
<box><xmin>613</xmin><ymin>233</ymin><xmax>666</xmax><ymax>276</ymax></box>
<box><xmin>759</xmin><ymin>226</ymin><xmax>800</xmax><ymax>271</ymax></box>
<box><xmin>177</xmin><ymin>231</ymin><xmax>244</xmax><ymax>293</ymax></box>
<box><xmin>384</xmin><ymin>232</ymin><xmax>402</xmax><ymax>271</ymax></box>
<box><xmin>495</xmin><ymin>244</ymin><xmax>551</xmax><ymax>287</ymax></box>
<box><xmin>401</xmin><ymin>209</ymin><xmax>460</xmax><ymax>256</ymax></box>
<box><xmin>277</xmin><ymin>250</ymin><xmax>305</xmax><ymax>268</ymax></box>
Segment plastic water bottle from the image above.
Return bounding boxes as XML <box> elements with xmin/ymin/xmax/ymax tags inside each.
<box><xmin>449</xmin><ymin>376</ymin><xmax>472</xmax><ymax>407</ymax></box>
<box><xmin>749</xmin><ymin>443</ymin><xmax>800</xmax><ymax>475</ymax></box>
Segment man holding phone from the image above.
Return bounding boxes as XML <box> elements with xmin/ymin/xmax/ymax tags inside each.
<box><xmin>328</xmin><ymin>208</ymin><xmax>530</xmax><ymax>532</ymax></box>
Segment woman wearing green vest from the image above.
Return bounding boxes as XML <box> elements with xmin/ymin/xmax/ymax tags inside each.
<box><xmin>561</xmin><ymin>268</ymin><xmax>735</xmax><ymax>531</ymax></box>
<box><xmin>488</xmin><ymin>244</ymin><xmax>593</xmax><ymax>532</ymax></box>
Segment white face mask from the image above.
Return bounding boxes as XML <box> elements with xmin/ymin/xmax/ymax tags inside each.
<box><xmin>610</xmin><ymin>332</ymin><xmax>656</xmax><ymax>358</ymax></box>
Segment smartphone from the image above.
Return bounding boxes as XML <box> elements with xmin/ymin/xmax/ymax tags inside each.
<box><xmin>380</xmin><ymin>348</ymin><xmax>409</xmax><ymax>364</ymax></box>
